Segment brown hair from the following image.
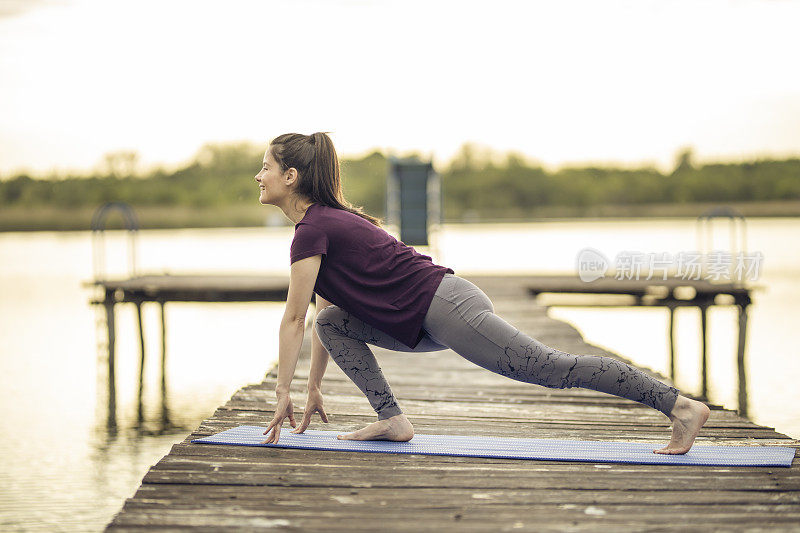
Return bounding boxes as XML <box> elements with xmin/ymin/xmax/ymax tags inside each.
<box><xmin>269</xmin><ymin>132</ymin><xmax>384</xmax><ymax>227</ymax></box>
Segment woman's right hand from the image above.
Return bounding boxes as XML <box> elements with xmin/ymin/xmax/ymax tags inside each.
<box><xmin>262</xmin><ymin>393</ymin><xmax>296</xmax><ymax>444</ymax></box>
<box><xmin>292</xmin><ymin>388</ymin><xmax>329</xmax><ymax>434</ymax></box>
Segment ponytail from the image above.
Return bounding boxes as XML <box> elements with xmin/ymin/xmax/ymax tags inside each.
<box><xmin>269</xmin><ymin>132</ymin><xmax>384</xmax><ymax>227</ymax></box>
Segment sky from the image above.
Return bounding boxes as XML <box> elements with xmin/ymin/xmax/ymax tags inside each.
<box><xmin>0</xmin><ymin>0</ymin><xmax>798</xmax><ymax>177</ymax></box>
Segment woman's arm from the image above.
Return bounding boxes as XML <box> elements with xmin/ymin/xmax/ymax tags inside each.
<box><xmin>275</xmin><ymin>254</ymin><xmax>323</xmax><ymax>395</ymax></box>
<box><xmin>308</xmin><ymin>293</ymin><xmax>334</xmax><ymax>391</ymax></box>
<box><xmin>265</xmin><ymin>254</ymin><xmax>322</xmax><ymax>444</ymax></box>
<box><xmin>275</xmin><ymin>317</ymin><xmax>306</xmax><ymax>395</ymax></box>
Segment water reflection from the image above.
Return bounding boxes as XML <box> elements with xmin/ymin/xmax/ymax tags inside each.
<box><xmin>93</xmin><ymin>300</ymin><xmax>182</xmax><ymax>437</ymax></box>
<box><xmin>1</xmin><ymin>220</ymin><xmax>798</xmax><ymax>532</ymax></box>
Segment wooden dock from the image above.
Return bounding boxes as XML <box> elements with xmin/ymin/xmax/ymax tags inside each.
<box><xmin>105</xmin><ymin>275</ymin><xmax>799</xmax><ymax>531</ymax></box>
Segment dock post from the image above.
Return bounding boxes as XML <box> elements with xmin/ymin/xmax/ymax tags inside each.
<box><xmin>159</xmin><ymin>299</ymin><xmax>170</xmax><ymax>427</ymax></box>
<box><xmin>135</xmin><ymin>300</ymin><xmax>145</xmax><ymax>424</ymax></box>
<box><xmin>667</xmin><ymin>302</ymin><xmax>676</xmax><ymax>381</ymax></box>
<box><xmin>699</xmin><ymin>303</ymin><xmax>709</xmax><ymax>400</ymax></box>
<box><xmin>736</xmin><ymin>300</ymin><xmax>750</xmax><ymax>417</ymax></box>
<box><xmin>103</xmin><ymin>288</ymin><xmax>117</xmax><ymax>430</ymax></box>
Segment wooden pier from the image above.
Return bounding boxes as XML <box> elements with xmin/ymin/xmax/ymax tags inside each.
<box><xmin>83</xmin><ymin>274</ymin><xmax>312</xmax><ymax>429</ymax></box>
<box><xmin>105</xmin><ymin>274</ymin><xmax>798</xmax><ymax>531</ymax></box>
<box><xmin>85</xmin><ymin>272</ymin><xmax>759</xmax><ymax>425</ymax></box>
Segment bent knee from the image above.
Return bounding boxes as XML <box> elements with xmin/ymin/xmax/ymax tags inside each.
<box><xmin>486</xmin><ymin>300</ymin><xmax>495</xmax><ymax>314</ymax></box>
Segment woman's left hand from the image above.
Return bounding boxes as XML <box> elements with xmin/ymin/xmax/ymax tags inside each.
<box><xmin>292</xmin><ymin>388</ymin><xmax>329</xmax><ymax>434</ymax></box>
<box><xmin>262</xmin><ymin>393</ymin><xmax>296</xmax><ymax>444</ymax></box>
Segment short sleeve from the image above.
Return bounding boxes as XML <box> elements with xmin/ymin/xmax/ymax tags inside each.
<box><xmin>290</xmin><ymin>223</ymin><xmax>329</xmax><ymax>264</ymax></box>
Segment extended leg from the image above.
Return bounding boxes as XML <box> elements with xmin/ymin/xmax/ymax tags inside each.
<box><xmin>423</xmin><ymin>277</ymin><xmax>679</xmax><ymax>415</ymax></box>
<box><xmin>423</xmin><ymin>275</ymin><xmax>709</xmax><ymax>452</ymax></box>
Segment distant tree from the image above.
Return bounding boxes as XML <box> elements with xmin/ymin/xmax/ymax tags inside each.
<box><xmin>447</xmin><ymin>143</ymin><xmax>479</xmax><ymax>172</ymax></box>
<box><xmin>672</xmin><ymin>147</ymin><xmax>694</xmax><ymax>175</ymax></box>
<box><xmin>0</xmin><ymin>174</ymin><xmax>30</xmax><ymax>204</ymax></box>
<box><xmin>195</xmin><ymin>141</ymin><xmax>262</xmax><ymax>172</ymax></box>
<box><xmin>101</xmin><ymin>151</ymin><xmax>140</xmax><ymax>178</ymax></box>
<box><xmin>506</xmin><ymin>151</ymin><xmax>528</xmax><ymax>169</ymax></box>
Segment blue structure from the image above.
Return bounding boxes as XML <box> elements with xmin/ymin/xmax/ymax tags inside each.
<box><xmin>386</xmin><ymin>156</ymin><xmax>442</xmax><ymax>247</ymax></box>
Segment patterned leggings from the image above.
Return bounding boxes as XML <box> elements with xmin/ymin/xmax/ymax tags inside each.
<box><xmin>314</xmin><ymin>273</ymin><xmax>679</xmax><ymax>421</ymax></box>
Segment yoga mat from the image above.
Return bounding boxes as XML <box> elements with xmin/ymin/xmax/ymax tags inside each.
<box><xmin>192</xmin><ymin>425</ymin><xmax>796</xmax><ymax>467</ymax></box>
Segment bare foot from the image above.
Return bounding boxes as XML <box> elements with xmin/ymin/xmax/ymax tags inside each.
<box><xmin>337</xmin><ymin>413</ymin><xmax>414</xmax><ymax>442</ymax></box>
<box><xmin>654</xmin><ymin>395</ymin><xmax>711</xmax><ymax>455</ymax></box>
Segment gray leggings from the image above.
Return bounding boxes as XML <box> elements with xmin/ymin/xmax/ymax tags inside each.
<box><xmin>314</xmin><ymin>273</ymin><xmax>679</xmax><ymax>421</ymax></box>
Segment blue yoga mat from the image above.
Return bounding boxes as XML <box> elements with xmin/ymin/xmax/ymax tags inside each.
<box><xmin>192</xmin><ymin>425</ymin><xmax>796</xmax><ymax>467</ymax></box>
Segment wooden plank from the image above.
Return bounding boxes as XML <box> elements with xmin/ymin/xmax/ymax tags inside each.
<box><xmin>128</xmin><ymin>484</ymin><xmax>800</xmax><ymax>505</ymax></box>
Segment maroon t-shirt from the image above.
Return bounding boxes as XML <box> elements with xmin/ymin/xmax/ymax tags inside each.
<box><xmin>290</xmin><ymin>202</ymin><xmax>454</xmax><ymax>349</ymax></box>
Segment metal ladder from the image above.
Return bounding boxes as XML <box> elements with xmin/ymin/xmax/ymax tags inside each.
<box><xmin>90</xmin><ymin>201</ymin><xmax>140</xmax><ymax>281</ymax></box>
<box><xmin>696</xmin><ymin>206</ymin><xmax>748</xmax><ymax>283</ymax></box>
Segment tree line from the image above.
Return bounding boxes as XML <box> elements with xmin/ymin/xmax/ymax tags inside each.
<box><xmin>1</xmin><ymin>142</ymin><xmax>799</xmax><ymax>223</ymax></box>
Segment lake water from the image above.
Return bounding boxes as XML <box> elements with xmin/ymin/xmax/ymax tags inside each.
<box><xmin>1</xmin><ymin>217</ymin><xmax>798</xmax><ymax>531</ymax></box>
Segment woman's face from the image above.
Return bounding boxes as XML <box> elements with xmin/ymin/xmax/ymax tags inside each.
<box><xmin>254</xmin><ymin>147</ymin><xmax>285</xmax><ymax>205</ymax></box>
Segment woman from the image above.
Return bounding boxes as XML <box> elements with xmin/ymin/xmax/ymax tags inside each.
<box><xmin>256</xmin><ymin>132</ymin><xmax>710</xmax><ymax>454</ymax></box>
